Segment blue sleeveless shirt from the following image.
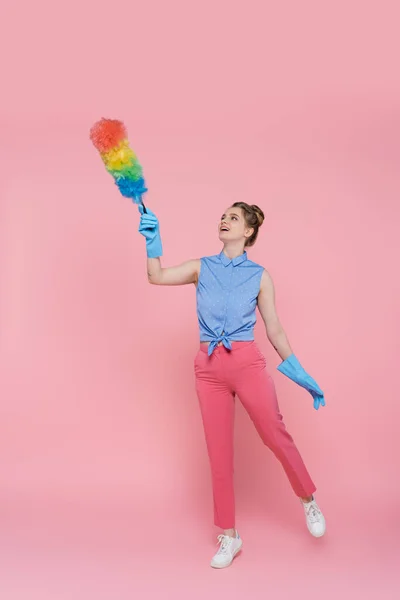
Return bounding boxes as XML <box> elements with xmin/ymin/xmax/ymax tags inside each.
<box><xmin>196</xmin><ymin>251</ymin><xmax>264</xmax><ymax>355</ymax></box>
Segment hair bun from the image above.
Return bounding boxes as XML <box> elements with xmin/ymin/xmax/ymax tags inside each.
<box><xmin>251</xmin><ymin>204</ymin><xmax>265</xmax><ymax>227</ymax></box>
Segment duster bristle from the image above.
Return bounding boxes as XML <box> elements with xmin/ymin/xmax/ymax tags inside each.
<box><xmin>90</xmin><ymin>117</ymin><xmax>147</xmax><ymax>205</ymax></box>
<box><xmin>89</xmin><ymin>118</ymin><xmax>127</xmax><ymax>153</ymax></box>
<box><xmin>117</xmin><ymin>177</ymin><xmax>147</xmax><ymax>200</ymax></box>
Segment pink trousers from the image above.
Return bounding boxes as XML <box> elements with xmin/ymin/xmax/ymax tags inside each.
<box><xmin>194</xmin><ymin>341</ymin><xmax>316</xmax><ymax>529</ymax></box>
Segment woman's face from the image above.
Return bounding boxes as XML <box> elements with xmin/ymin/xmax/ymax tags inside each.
<box><xmin>218</xmin><ymin>207</ymin><xmax>252</xmax><ymax>245</ymax></box>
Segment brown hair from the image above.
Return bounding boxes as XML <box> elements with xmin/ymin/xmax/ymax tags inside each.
<box><xmin>231</xmin><ymin>202</ymin><xmax>265</xmax><ymax>247</ymax></box>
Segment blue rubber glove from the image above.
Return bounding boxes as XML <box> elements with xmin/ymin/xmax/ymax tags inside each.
<box><xmin>277</xmin><ymin>354</ymin><xmax>326</xmax><ymax>410</ymax></box>
<box><xmin>138</xmin><ymin>205</ymin><xmax>163</xmax><ymax>258</ymax></box>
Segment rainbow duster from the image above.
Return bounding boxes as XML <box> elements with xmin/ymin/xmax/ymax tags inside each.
<box><xmin>89</xmin><ymin>118</ymin><xmax>147</xmax><ymax>212</ymax></box>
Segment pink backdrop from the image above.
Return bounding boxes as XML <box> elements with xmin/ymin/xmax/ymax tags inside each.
<box><xmin>1</xmin><ymin>1</ymin><xmax>399</xmax><ymax>598</ymax></box>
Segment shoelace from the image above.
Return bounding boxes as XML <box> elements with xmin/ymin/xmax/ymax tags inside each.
<box><xmin>306</xmin><ymin>502</ymin><xmax>322</xmax><ymax>524</ymax></box>
<box><xmin>216</xmin><ymin>535</ymin><xmax>233</xmax><ymax>555</ymax></box>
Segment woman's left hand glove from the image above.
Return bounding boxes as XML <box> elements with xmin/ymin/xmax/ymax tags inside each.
<box><xmin>138</xmin><ymin>205</ymin><xmax>163</xmax><ymax>258</ymax></box>
<box><xmin>277</xmin><ymin>354</ymin><xmax>326</xmax><ymax>410</ymax></box>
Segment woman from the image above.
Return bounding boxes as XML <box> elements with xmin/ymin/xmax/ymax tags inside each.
<box><xmin>138</xmin><ymin>201</ymin><xmax>326</xmax><ymax>569</ymax></box>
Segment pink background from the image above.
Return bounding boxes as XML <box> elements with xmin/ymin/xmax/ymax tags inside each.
<box><xmin>1</xmin><ymin>1</ymin><xmax>399</xmax><ymax>598</ymax></box>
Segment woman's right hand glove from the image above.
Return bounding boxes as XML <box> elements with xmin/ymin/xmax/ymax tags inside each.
<box><xmin>138</xmin><ymin>205</ymin><xmax>163</xmax><ymax>258</ymax></box>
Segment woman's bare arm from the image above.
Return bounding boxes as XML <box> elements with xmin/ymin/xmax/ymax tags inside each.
<box><xmin>147</xmin><ymin>257</ymin><xmax>201</xmax><ymax>286</ymax></box>
<box><xmin>257</xmin><ymin>270</ymin><xmax>292</xmax><ymax>360</ymax></box>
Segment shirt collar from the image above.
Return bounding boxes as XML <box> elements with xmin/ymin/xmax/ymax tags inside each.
<box><xmin>219</xmin><ymin>250</ymin><xmax>248</xmax><ymax>267</ymax></box>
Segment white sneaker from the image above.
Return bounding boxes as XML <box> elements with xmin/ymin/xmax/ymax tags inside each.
<box><xmin>210</xmin><ymin>533</ymin><xmax>243</xmax><ymax>569</ymax></box>
<box><xmin>302</xmin><ymin>497</ymin><xmax>326</xmax><ymax>538</ymax></box>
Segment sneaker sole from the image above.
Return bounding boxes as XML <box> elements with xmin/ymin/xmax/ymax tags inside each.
<box><xmin>210</xmin><ymin>542</ymin><xmax>243</xmax><ymax>569</ymax></box>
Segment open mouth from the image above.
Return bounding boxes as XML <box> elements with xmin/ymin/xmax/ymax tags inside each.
<box><xmin>220</xmin><ymin>226</ymin><xmax>230</xmax><ymax>232</ymax></box>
